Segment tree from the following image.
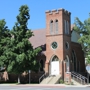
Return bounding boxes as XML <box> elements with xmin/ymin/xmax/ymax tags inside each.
<box><xmin>0</xmin><ymin>19</ymin><xmax>11</xmax><ymax>71</ymax></box>
<box><xmin>10</xmin><ymin>5</ymin><xmax>41</xmax><ymax>83</ymax></box>
<box><xmin>74</xmin><ymin>16</ymin><xmax>90</xmax><ymax>64</ymax></box>
<box><xmin>0</xmin><ymin>5</ymin><xmax>41</xmax><ymax>83</ymax></box>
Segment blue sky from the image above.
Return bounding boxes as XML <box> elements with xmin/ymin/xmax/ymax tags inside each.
<box><xmin>0</xmin><ymin>0</ymin><xmax>90</xmax><ymax>30</ymax></box>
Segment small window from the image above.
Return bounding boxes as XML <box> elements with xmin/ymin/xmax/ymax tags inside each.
<box><xmin>65</xmin><ymin>42</ymin><xmax>69</xmax><ymax>49</ymax></box>
<box><xmin>51</xmin><ymin>42</ymin><xmax>58</xmax><ymax>49</ymax></box>
<box><xmin>55</xmin><ymin>19</ymin><xmax>58</xmax><ymax>34</ymax></box>
<box><xmin>40</xmin><ymin>60</ymin><xmax>44</xmax><ymax>71</ymax></box>
<box><xmin>52</xmin><ymin>55</ymin><xmax>59</xmax><ymax>61</ymax></box>
<box><xmin>50</xmin><ymin>20</ymin><xmax>53</xmax><ymax>34</ymax></box>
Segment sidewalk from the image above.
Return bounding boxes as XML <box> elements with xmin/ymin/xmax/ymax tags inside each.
<box><xmin>0</xmin><ymin>84</ymin><xmax>90</xmax><ymax>87</ymax></box>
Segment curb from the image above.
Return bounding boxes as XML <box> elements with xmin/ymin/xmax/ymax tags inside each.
<box><xmin>0</xmin><ymin>84</ymin><xmax>90</xmax><ymax>87</ymax></box>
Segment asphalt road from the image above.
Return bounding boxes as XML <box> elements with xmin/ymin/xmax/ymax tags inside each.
<box><xmin>0</xmin><ymin>86</ymin><xmax>90</xmax><ymax>90</ymax></box>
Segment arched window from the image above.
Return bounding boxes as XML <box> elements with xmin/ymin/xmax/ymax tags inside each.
<box><xmin>52</xmin><ymin>55</ymin><xmax>59</xmax><ymax>61</ymax></box>
<box><xmin>40</xmin><ymin>60</ymin><xmax>44</xmax><ymax>71</ymax></box>
<box><xmin>64</xmin><ymin>20</ymin><xmax>69</xmax><ymax>34</ymax></box>
<box><xmin>72</xmin><ymin>50</ymin><xmax>77</xmax><ymax>72</ymax></box>
<box><xmin>50</xmin><ymin>20</ymin><xmax>53</xmax><ymax>34</ymax></box>
<box><xmin>65</xmin><ymin>42</ymin><xmax>69</xmax><ymax>49</ymax></box>
<box><xmin>65</xmin><ymin>55</ymin><xmax>70</xmax><ymax>72</ymax></box>
<box><xmin>67</xmin><ymin>21</ymin><xmax>69</xmax><ymax>34</ymax></box>
<box><xmin>64</xmin><ymin>20</ymin><xmax>67</xmax><ymax>34</ymax></box>
<box><xmin>55</xmin><ymin>19</ymin><xmax>58</xmax><ymax>34</ymax></box>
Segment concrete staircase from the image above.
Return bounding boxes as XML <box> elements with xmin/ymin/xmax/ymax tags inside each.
<box><xmin>40</xmin><ymin>75</ymin><xmax>61</xmax><ymax>84</ymax></box>
<box><xmin>71</xmin><ymin>71</ymin><xmax>88</xmax><ymax>85</ymax></box>
<box><xmin>71</xmin><ymin>79</ymin><xmax>81</xmax><ymax>85</ymax></box>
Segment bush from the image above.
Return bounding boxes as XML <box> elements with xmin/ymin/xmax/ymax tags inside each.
<box><xmin>70</xmin><ymin>82</ymin><xmax>74</xmax><ymax>85</ymax></box>
<box><xmin>59</xmin><ymin>79</ymin><xmax>64</xmax><ymax>84</ymax></box>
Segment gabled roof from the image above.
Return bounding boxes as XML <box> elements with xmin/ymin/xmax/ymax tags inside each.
<box><xmin>29</xmin><ymin>25</ymin><xmax>75</xmax><ymax>48</ymax></box>
<box><xmin>29</xmin><ymin>29</ymin><xmax>46</xmax><ymax>48</ymax></box>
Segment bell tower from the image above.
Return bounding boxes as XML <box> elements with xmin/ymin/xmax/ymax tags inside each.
<box><xmin>45</xmin><ymin>8</ymin><xmax>71</xmax><ymax>77</ymax></box>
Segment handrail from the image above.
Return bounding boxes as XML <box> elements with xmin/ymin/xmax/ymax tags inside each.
<box><xmin>46</xmin><ymin>74</ymin><xmax>52</xmax><ymax>84</ymax></box>
<box><xmin>71</xmin><ymin>72</ymin><xmax>83</xmax><ymax>84</ymax></box>
<box><xmin>72</xmin><ymin>71</ymin><xmax>88</xmax><ymax>83</ymax></box>
<box><xmin>71</xmin><ymin>71</ymin><xmax>89</xmax><ymax>84</ymax></box>
<box><xmin>39</xmin><ymin>73</ymin><xmax>45</xmax><ymax>83</ymax></box>
<box><xmin>39</xmin><ymin>72</ymin><xmax>55</xmax><ymax>84</ymax></box>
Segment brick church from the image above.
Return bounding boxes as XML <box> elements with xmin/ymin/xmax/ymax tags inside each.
<box><xmin>0</xmin><ymin>8</ymin><xmax>86</xmax><ymax>83</ymax></box>
<box><xmin>30</xmin><ymin>8</ymin><xmax>85</xmax><ymax>82</ymax></box>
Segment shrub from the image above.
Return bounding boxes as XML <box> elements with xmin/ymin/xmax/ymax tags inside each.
<box><xmin>59</xmin><ymin>79</ymin><xmax>64</xmax><ymax>84</ymax></box>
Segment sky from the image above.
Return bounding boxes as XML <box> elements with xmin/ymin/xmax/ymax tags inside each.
<box><xmin>0</xmin><ymin>0</ymin><xmax>90</xmax><ymax>30</ymax></box>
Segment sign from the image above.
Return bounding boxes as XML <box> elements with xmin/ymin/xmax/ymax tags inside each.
<box><xmin>86</xmin><ymin>65</ymin><xmax>90</xmax><ymax>74</ymax></box>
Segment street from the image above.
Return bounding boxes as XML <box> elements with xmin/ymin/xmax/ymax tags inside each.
<box><xmin>0</xmin><ymin>86</ymin><xmax>90</xmax><ymax>90</ymax></box>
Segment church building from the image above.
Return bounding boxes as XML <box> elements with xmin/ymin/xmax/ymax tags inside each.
<box><xmin>0</xmin><ymin>8</ymin><xmax>86</xmax><ymax>83</ymax></box>
<box><xmin>30</xmin><ymin>8</ymin><xmax>86</xmax><ymax>82</ymax></box>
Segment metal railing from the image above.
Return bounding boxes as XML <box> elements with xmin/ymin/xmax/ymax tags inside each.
<box><xmin>71</xmin><ymin>71</ymin><xmax>89</xmax><ymax>85</ymax></box>
<box><xmin>45</xmin><ymin>74</ymin><xmax>53</xmax><ymax>84</ymax></box>
<box><xmin>39</xmin><ymin>73</ymin><xmax>46</xmax><ymax>83</ymax></box>
<box><xmin>39</xmin><ymin>72</ymin><xmax>57</xmax><ymax>84</ymax></box>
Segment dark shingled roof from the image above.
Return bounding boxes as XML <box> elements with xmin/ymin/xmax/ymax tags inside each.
<box><xmin>29</xmin><ymin>25</ymin><xmax>74</xmax><ymax>48</ymax></box>
<box><xmin>29</xmin><ymin>29</ymin><xmax>46</xmax><ymax>48</ymax></box>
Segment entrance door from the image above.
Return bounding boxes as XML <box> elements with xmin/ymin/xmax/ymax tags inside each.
<box><xmin>51</xmin><ymin>61</ymin><xmax>59</xmax><ymax>75</ymax></box>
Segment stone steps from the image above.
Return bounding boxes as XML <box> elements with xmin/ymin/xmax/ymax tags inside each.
<box><xmin>40</xmin><ymin>75</ymin><xmax>61</xmax><ymax>84</ymax></box>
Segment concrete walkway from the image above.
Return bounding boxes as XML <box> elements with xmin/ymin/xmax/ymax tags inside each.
<box><xmin>0</xmin><ymin>84</ymin><xmax>90</xmax><ymax>87</ymax></box>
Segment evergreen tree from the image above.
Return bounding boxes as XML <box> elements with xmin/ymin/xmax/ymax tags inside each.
<box><xmin>0</xmin><ymin>5</ymin><xmax>41</xmax><ymax>83</ymax></box>
<box><xmin>74</xmin><ymin>16</ymin><xmax>90</xmax><ymax>64</ymax></box>
<box><xmin>9</xmin><ymin>5</ymin><xmax>41</xmax><ymax>83</ymax></box>
<box><xmin>0</xmin><ymin>19</ymin><xmax>11</xmax><ymax>71</ymax></box>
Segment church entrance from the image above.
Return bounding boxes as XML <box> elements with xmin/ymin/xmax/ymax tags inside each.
<box><xmin>50</xmin><ymin>55</ymin><xmax>59</xmax><ymax>75</ymax></box>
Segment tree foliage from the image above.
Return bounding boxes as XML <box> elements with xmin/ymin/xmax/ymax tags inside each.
<box><xmin>8</xmin><ymin>5</ymin><xmax>41</xmax><ymax>74</ymax></box>
<box><xmin>0</xmin><ymin>5</ymin><xmax>41</xmax><ymax>75</ymax></box>
<box><xmin>74</xmin><ymin>16</ymin><xmax>90</xmax><ymax>64</ymax></box>
<box><xmin>0</xmin><ymin>19</ymin><xmax>11</xmax><ymax>69</ymax></box>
